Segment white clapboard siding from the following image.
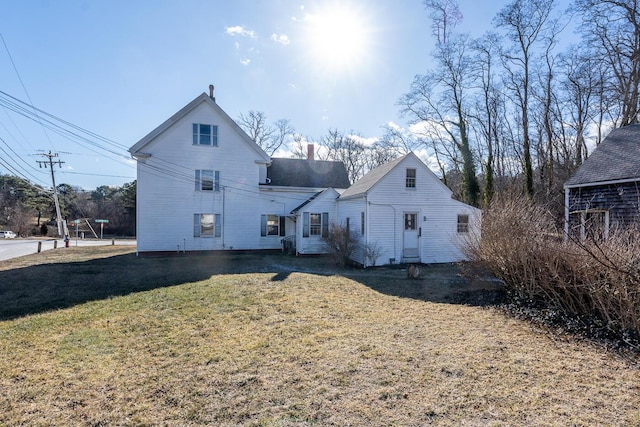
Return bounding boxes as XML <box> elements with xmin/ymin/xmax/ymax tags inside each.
<box><xmin>339</xmin><ymin>153</ymin><xmax>481</xmax><ymax>266</ymax></box>
<box><xmin>295</xmin><ymin>189</ymin><xmax>340</xmax><ymax>255</ymax></box>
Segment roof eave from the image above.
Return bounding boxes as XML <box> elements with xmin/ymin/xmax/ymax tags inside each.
<box><xmin>564</xmin><ymin>176</ymin><xmax>640</xmax><ymax>189</ymax></box>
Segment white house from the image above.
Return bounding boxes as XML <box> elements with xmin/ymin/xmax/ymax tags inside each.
<box><xmin>129</xmin><ymin>89</ymin><xmax>480</xmax><ymax>265</ymax></box>
<box><xmin>335</xmin><ymin>152</ymin><xmax>481</xmax><ymax>266</ymax></box>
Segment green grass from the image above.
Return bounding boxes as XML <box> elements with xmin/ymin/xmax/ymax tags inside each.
<box><xmin>0</xmin><ymin>246</ymin><xmax>639</xmax><ymax>426</ymax></box>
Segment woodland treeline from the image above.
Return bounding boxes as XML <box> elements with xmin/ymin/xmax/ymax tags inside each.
<box><xmin>0</xmin><ymin>175</ymin><xmax>135</xmax><ymax>237</ymax></box>
<box><xmin>240</xmin><ymin>0</ymin><xmax>639</xmax><ymax>220</ymax></box>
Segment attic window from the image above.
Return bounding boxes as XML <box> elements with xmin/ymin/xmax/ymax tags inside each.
<box><xmin>406</xmin><ymin>168</ymin><xmax>416</xmax><ymax>188</ymax></box>
<box><xmin>193</xmin><ymin>124</ymin><xmax>218</xmax><ymax>146</ymax></box>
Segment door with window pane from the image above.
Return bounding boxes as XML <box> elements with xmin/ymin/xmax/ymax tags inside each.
<box><xmin>403</xmin><ymin>212</ymin><xmax>419</xmax><ymax>258</ymax></box>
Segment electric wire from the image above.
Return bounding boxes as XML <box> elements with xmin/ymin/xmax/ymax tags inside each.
<box><xmin>0</xmin><ymin>33</ymin><xmax>57</xmax><ymax>152</ymax></box>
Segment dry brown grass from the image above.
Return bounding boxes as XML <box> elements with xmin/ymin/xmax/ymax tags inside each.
<box><xmin>0</xmin><ymin>247</ymin><xmax>639</xmax><ymax>426</ymax></box>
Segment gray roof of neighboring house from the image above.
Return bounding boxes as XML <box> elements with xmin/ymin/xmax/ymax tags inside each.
<box><xmin>565</xmin><ymin>124</ymin><xmax>640</xmax><ymax>187</ymax></box>
<box><xmin>339</xmin><ymin>153</ymin><xmax>408</xmax><ymax>198</ymax></box>
<box><xmin>266</xmin><ymin>158</ymin><xmax>350</xmax><ymax>188</ymax></box>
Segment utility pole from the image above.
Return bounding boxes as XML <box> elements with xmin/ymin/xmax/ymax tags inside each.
<box><xmin>36</xmin><ymin>151</ymin><xmax>65</xmax><ymax>237</ymax></box>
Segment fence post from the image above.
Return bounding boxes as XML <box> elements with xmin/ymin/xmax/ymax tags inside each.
<box><xmin>112</xmin><ymin>238</ymin><xmax>115</xmax><ymax>246</ymax></box>
<box><xmin>54</xmin><ymin>240</ymin><xmax>57</xmax><ymax>249</ymax></box>
<box><xmin>37</xmin><ymin>241</ymin><xmax>42</xmax><ymax>253</ymax></box>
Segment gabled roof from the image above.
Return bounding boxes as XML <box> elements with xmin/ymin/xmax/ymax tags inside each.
<box><xmin>565</xmin><ymin>124</ymin><xmax>640</xmax><ymax>187</ymax></box>
<box><xmin>266</xmin><ymin>158</ymin><xmax>350</xmax><ymax>189</ymax></box>
<box><xmin>339</xmin><ymin>152</ymin><xmax>452</xmax><ymax>199</ymax></box>
<box><xmin>339</xmin><ymin>154</ymin><xmax>406</xmax><ymax>199</ymax></box>
<box><xmin>128</xmin><ymin>92</ymin><xmax>271</xmax><ymax>163</ymax></box>
<box><xmin>290</xmin><ymin>188</ymin><xmax>341</xmax><ymax>213</ymax></box>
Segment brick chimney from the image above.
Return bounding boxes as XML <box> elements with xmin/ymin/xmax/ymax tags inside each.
<box><xmin>307</xmin><ymin>143</ymin><xmax>314</xmax><ymax>161</ymax></box>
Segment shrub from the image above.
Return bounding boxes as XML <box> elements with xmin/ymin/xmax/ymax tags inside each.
<box><xmin>323</xmin><ymin>222</ymin><xmax>358</xmax><ymax>267</ymax></box>
<box><xmin>467</xmin><ymin>194</ymin><xmax>640</xmax><ymax>334</ymax></box>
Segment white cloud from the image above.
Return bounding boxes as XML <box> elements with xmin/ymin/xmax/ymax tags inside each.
<box><xmin>240</xmin><ymin>58</ymin><xmax>251</xmax><ymax>66</ymax></box>
<box><xmin>271</xmin><ymin>33</ymin><xmax>290</xmax><ymax>45</ymax></box>
<box><xmin>225</xmin><ymin>25</ymin><xmax>256</xmax><ymax>38</ymax></box>
<box><xmin>350</xmin><ymin>134</ymin><xmax>378</xmax><ymax>147</ymax></box>
<box><xmin>288</xmin><ymin>83</ymin><xmax>297</xmax><ymax>89</ymax></box>
<box><xmin>234</xmin><ymin>41</ymin><xmax>240</xmax><ymax>50</ymax></box>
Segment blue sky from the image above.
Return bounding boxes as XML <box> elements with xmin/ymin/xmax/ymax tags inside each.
<box><xmin>0</xmin><ymin>1</ymin><xmax>535</xmax><ymax>190</ymax></box>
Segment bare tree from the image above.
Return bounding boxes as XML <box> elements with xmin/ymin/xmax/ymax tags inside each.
<box><xmin>319</xmin><ymin>129</ymin><xmax>367</xmax><ymax>184</ymax></box>
<box><xmin>574</xmin><ymin>0</ymin><xmax>640</xmax><ymax>126</ymax></box>
<box><xmin>400</xmin><ymin>34</ymin><xmax>480</xmax><ymax>206</ymax></box>
<box><xmin>471</xmin><ymin>32</ymin><xmax>502</xmax><ymax>205</ymax></box>
<box><xmin>495</xmin><ymin>0</ymin><xmax>556</xmax><ymax>197</ymax></box>
<box><xmin>424</xmin><ymin>0</ymin><xmax>463</xmax><ymax>44</ymax></box>
<box><xmin>238</xmin><ymin>111</ymin><xmax>294</xmax><ymax>156</ymax></box>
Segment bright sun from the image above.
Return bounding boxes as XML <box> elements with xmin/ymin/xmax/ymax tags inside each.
<box><xmin>306</xmin><ymin>4</ymin><xmax>372</xmax><ymax>72</ymax></box>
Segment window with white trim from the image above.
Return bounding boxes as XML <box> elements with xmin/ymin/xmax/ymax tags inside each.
<box><xmin>406</xmin><ymin>168</ymin><xmax>416</xmax><ymax>188</ymax></box>
<box><xmin>192</xmin><ymin>123</ymin><xmax>218</xmax><ymax>146</ymax></box>
<box><xmin>195</xmin><ymin>170</ymin><xmax>219</xmax><ymax>191</ymax></box>
<box><xmin>194</xmin><ymin>213</ymin><xmax>221</xmax><ymax>237</ymax></box>
<box><xmin>302</xmin><ymin>212</ymin><xmax>329</xmax><ymax>238</ymax></box>
<box><xmin>457</xmin><ymin>214</ymin><xmax>469</xmax><ymax>233</ymax></box>
<box><xmin>261</xmin><ymin>214</ymin><xmax>285</xmax><ymax>237</ymax></box>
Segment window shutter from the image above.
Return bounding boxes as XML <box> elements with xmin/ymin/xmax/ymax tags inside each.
<box><xmin>214</xmin><ymin>171</ymin><xmax>220</xmax><ymax>192</ymax></box>
<box><xmin>361</xmin><ymin>211</ymin><xmax>365</xmax><ymax>235</ymax></box>
<box><xmin>279</xmin><ymin>216</ymin><xmax>286</xmax><ymax>236</ymax></box>
<box><xmin>346</xmin><ymin>217</ymin><xmax>350</xmax><ymax>234</ymax></box>
<box><xmin>322</xmin><ymin>212</ymin><xmax>329</xmax><ymax>238</ymax></box>
<box><xmin>193</xmin><ymin>214</ymin><xmax>200</xmax><ymax>237</ymax></box>
<box><xmin>195</xmin><ymin>170</ymin><xmax>200</xmax><ymax>191</ymax></box>
<box><xmin>260</xmin><ymin>215</ymin><xmax>267</xmax><ymax>237</ymax></box>
<box><xmin>212</xmin><ymin>125</ymin><xmax>218</xmax><ymax>147</ymax></box>
<box><xmin>192</xmin><ymin>124</ymin><xmax>198</xmax><ymax>145</ymax></box>
<box><xmin>214</xmin><ymin>214</ymin><xmax>221</xmax><ymax>237</ymax></box>
<box><xmin>303</xmin><ymin>212</ymin><xmax>309</xmax><ymax>238</ymax></box>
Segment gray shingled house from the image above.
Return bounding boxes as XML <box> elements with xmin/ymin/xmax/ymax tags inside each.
<box><xmin>564</xmin><ymin>124</ymin><xmax>640</xmax><ymax>240</ymax></box>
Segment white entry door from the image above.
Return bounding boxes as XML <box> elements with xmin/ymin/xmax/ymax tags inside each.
<box><xmin>403</xmin><ymin>212</ymin><xmax>419</xmax><ymax>258</ymax></box>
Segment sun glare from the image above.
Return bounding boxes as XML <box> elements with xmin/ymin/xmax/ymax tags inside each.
<box><xmin>306</xmin><ymin>4</ymin><xmax>372</xmax><ymax>72</ymax></box>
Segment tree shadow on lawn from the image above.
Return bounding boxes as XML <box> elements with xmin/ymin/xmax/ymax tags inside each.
<box><xmin>0</xmin><ymin>252</ymin><xmax>504</xmax><ymax>320</ymax></box>
<box><xmin>341</xmin><ymin>262</ymin><xmax>506</xmax><ymax>307</ymax></box>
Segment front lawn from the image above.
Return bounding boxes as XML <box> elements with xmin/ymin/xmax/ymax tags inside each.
<box><xmin>0</xmin><ymin>247</ymin><xmax>638</xmax><ymax>426</ymax></box>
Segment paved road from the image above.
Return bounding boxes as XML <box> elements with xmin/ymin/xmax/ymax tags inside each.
<box><xmin>0</xmin><ymin>238</ymin><xmax>136</xmax><ymax>261</ymax></box>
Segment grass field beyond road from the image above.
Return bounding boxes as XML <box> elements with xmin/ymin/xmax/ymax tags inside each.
<box><xmin>0</xmin><ymin>247</ymin><xmax>639</xmax><ymax>426</ymax></box>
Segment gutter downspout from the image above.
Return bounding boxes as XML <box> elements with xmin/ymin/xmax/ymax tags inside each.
<box><xmin>564</xmin><ymin>186</ymin><xmax>569</xmax><ymax>242</ymax></box>
<box><xmin>222</xmin><ymin>186</ymin><xmax>226</xmax><ymax>248</ymax></box>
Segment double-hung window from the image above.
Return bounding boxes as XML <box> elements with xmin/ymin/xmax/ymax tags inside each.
<box><xmin>194</xmin><ymin>213</ymin><xmax>221</xmax><ymax>237</ymax></box>
<box><xmin>457</xmin><ymin>214</ymin><xmax>469</xmax><ymax>233</ymax></box>
<box><xmin>195</xmin><ymin>170</ymin><xmax>220</xmax><ymax>191</ymax></box>
<box><xmin>406</xmin><ymin>168</ymin><xmax>416</xmax><ymax>188</ymax></box>
<box><xmin>260</xmin><ymin>214</ymin><xmax>286</xmax><ymax>237</ymax></box>
<box><xmin>302</xmin><ymin>212</ymin><xmax>329</xmax><ymax>238</ymax></box>
<box><xmin>193</xmin><ymin>124</ymin><xmax>218</xmax><ymax>146</ymax></box>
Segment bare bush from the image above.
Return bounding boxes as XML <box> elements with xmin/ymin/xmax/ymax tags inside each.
<box><xmin>468</xmin><ymin>195</ymin><xmax>640</xmax><ymax>334</ymax></box>
<box><xmin>323</xmin><ymin>223</ymin><xmax>358</xmax><ymax>267</ymax></box>
<box><xmin>363</xmin><ymin>240</ymin><xmax>384</xmax><ymax>267</ymax></box>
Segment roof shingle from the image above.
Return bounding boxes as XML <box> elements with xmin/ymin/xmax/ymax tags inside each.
<box><xmin>266</xmin><ymin>158</ymin><xmax>350</xmax><ymax>189</ymax></box>
<box><xmin>565</xmin><ymin>124</ymin><xmax>640</xmax><ymax>187</ymax></box>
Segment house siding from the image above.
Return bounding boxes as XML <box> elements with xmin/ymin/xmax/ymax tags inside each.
<box><xmin>568</xmin><ymin>182</ymin><xmax>640</xmax><ymax>233</ymax></box>
<box><xmin>336</xmin><ymin>198</ymin><xmax>367</xmax><ymax>265</ymax></box>
<box><xmin>347</xmin><ymin>154</ymin><xmax>481</xmax><ymax>266</ymax></box>
<box><xmin>296</xmin><ymin>189</ymin><xmax>339</xmax><ymax>255</ymax></box>
<box><xmin>136</xmin><ymin>101</ymin><xmax>267</xmax><ymax>252</ymax></box>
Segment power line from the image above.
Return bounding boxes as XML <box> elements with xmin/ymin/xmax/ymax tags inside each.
<box><xmin>36</xmin><ymin>151</ymin><xmax>65</xmax><ymax>237</ymax></box>
<box><xmin>0</xmin><ymin>33</ymin><xmax>57</xmax><ymax>152</ymax></box>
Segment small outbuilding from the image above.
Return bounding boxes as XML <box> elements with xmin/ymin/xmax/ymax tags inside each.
<box><xmin>564</xmin><ymin>124</ymin><xmax>640</xmax><ymax>240</ymax></box>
